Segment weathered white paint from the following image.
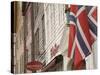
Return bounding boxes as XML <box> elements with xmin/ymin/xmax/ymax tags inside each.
<box><xmin>85</xmin><ymin>40</ymin><xmax>97</xmax><ymax>69</ymax></box>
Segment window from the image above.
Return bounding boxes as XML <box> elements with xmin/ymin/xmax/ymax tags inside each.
<box><xmin>42</xmin><ymin>15</ymin><xmax>45</xmax><ymax>50</ymax></box>
<box><xmin>25</xmin><ymin>15</ymin><xmax>28</xmax><ymax>38</ymax></box>
<box><xmin>35</xmin><ymin>29</ymin><xmax>39</xmax><ymax>59</ymax></box>
<box><xmin>46</xmin><ymin>60</ymin><xmax>63</xmax><ymax>71</ymax></box>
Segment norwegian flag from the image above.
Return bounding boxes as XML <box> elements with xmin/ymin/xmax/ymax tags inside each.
<box><xmin>67</xmin><ymin>5</ymin><xmax>77</xmax><ymax>58</ymax></box>
<box><xmin>67</xmin><ymin>5</ymin><xmax>97</xmax><ymax>69</ymax></box>
<box><xmin>86</xmin><ymin>6</ymin><xmax>97</xmax><ymax>44</ymax></box>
